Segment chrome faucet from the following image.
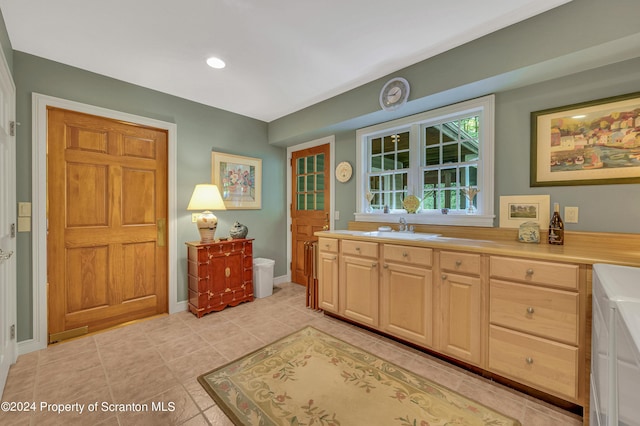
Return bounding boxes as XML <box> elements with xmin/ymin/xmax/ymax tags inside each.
<box><xmin>398</xmin><ymin>217</ymin><xmax>407</xmax><ymax>232</ymax></box>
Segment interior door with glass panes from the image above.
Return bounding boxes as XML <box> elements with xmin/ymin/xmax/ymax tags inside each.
<box><xmin>291</xmin><ymin>144</ymin><xmax>330</xmax><ymax>285</ymax></box>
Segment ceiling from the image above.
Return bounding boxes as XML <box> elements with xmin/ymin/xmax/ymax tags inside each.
<box><xmin>0</xmin><ymin>0</ymin><xmax>571</xmax><ymax>122</ymax></box>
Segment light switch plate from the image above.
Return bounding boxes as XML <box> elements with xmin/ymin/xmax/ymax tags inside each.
<box><xmin>17</xmin><ymin>217</ymin><xmax>31</xmax><ymax>232</ymax></box>
<box><xmin>18</xmin><ymin>202</ymin><xmax>32</xmax><ymax>217</ymax></box>
<box><xmin>564</xmin><ymin>206</ymin><xmax>579</xmax><ymax>223</ymax></box>
<box><xmin>192</xmin><ymin>213</ymin><xmax>199</xmax><ymax>223</ymax></box>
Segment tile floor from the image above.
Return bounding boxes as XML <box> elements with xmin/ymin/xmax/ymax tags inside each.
<box><xmin>0</xmin><ymin>282</ymin><xmax>583</xmax><ymax>425</ymax></box>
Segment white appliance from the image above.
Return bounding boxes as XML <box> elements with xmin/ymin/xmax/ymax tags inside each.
<box><xmin>591</xmin><ymin>264</ymin><xmax>640</xmax><ymax>426</ymax></box>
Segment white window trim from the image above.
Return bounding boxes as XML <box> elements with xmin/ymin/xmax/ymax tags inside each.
<box><xmin>355</xmin><ymin>95</ymin><xmax>495</xmax><ymax>227</ymax></box>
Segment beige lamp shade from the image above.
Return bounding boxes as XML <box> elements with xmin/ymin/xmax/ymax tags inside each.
<box><xmin>187</xmin><ymin>184</ymin><xmax>226</xmax><ymax>242</ymax></box>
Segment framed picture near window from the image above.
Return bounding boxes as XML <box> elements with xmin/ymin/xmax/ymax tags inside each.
<box><xmin>499</xmin><ymin>195</ymin><xmax>550</xmax><ymax>228</ymax></box>
<box><xmin>211</xmin><ymin>151</ymin><xmax>262</xmax><ymax>209</ymax></box>
<box><xmin>531</xmin><ymin>91</ymin><xmax>640</xmax><ymax>187</ymax></box>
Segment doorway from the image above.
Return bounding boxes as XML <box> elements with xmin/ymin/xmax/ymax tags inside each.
<box><xmin>27</xmin><ymin>94</ymin><xmax>178</xmax><ymax>353</ymax></box>
<box><xmin>47</xmin><ymin>107</ymin><xmax>169</xmax><ymax>342</ymax></box>
<box><xmin>288</xmin><ymin>137</ymin><xmax>334</xmax><ymax>285</ymax></box>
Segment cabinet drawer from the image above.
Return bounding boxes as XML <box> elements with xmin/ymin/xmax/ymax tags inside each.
<box><xmin>490</xmin><ymin>256</ymin><xmax>579</xmax><ymax>290</ymax></box>
<box><xmin>490</xmin><ymin>280</ymin><xmax>578</xmax><ymax>345</ymax></box>
<box><xmin>440</xmin><ymin>251</ymin><xmax>481</xmax><ymax>275</ymax></box>
<box><xmin>489</xmin><ymin>325</ymin><xmax>578</xmax><ymax>400</ymax></box>
<box><xmin>318</xmin><ymin>237</ymin><xmax>338</xmax><ymax>253</ymax></box>
<box><xmin>383</xmin><ymin>244</ymin><xmax>432</xmax><ymax>267</ymax></box>
<box><xmin>341</xmin><ymin>239</ymin><xmax>378</xmax><ymax>258</ymax></box>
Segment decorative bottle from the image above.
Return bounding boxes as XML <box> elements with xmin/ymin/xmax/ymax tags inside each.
<box><xmin>548</xmin><ymin>203</ymin><xmax>564</xmax><ymax>245</ymax></box>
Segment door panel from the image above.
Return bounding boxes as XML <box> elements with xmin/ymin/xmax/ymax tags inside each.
<box><xmin>291</xmin><ymin>144</ymin><xmax>330</xmax><ymax>284</ymax></box>
<box><xmin>47</xmin><ymin>107</ymin><xmax>168</xmax><ymax>341</ymax></box>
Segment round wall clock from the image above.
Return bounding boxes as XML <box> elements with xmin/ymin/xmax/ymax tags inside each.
<box><xmin>335</xmin><ymin>161</ymin><xmax>353</xmax><ymax>183</ymax></box>
<box><xmin>379</xmin><ymin>77</ymin><xmax>410</xmax><ymax>111</ymax></box>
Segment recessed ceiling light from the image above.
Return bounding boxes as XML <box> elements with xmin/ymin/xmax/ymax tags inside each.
<box><xmin>206</xmin><ymin>57</ymin><xmax>226</xmax><ymax>69</ymax></box>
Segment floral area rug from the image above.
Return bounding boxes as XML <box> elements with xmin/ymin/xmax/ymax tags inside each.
<box><xmin>198</xmin><ymin>326</ymin><xmax>521</xmax><ymax>426</ymax></box>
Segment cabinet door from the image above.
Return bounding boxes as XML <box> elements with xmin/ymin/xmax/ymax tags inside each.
<box><xmin>381</xmin><ymin>262</ymin><xmax>433</xmax><ymax>347</ymax></box>
<box><xmin>340</xmin><ymin>255</ymin><xmax>379</xmax><ymax>327</ymax></box>
<box><xmin>318</xmin><ymin>251</ymin><xmax>339</xmax><ymax>313</ymax></box>
<box><xmin>439</xmin><ymin>272</ymin><xmax>482</xmax><ymax>365</ymax></box>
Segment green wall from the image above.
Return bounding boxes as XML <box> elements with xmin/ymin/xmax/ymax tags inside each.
<box><xmin>13</xmin><ymin>52</ymin><xmax>287</xmax><ymax>341</ymax></box>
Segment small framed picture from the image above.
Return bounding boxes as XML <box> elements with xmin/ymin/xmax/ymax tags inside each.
<box><xmin>499</xmin><ymin>195</ymin><xmax>550</xmax><ymax>228</ymax></box>
<box><xmin>211</xmin><ymin>151</ymin><xmax>262</xmax><ymax>209</ymax></box>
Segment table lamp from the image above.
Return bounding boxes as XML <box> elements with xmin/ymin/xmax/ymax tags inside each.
<box><xmin>187</xmin><ymin>184</ymin><xmax>226</xmax><ymax>242</ymax></box>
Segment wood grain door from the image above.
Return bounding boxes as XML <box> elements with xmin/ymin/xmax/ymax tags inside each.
<box><xmin>291</xmin><ymin>144</ymin><xmax>330</xmax><ymax>285</ymax></box>
<box><xmin>47</xmin><ymin>107</ymin><xmax>168</xmax><ymax>342</ymax></box>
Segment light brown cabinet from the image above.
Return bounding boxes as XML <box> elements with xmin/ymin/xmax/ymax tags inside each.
<box><xmin>315</xmin><ymin>234</ymin><xmax>589</xmax><ymax>411</ymax></box>
<box><xmin>438</xmin><ymin>250</ymin><xmax>483</xmax><ymax>366</ymax></box>
<box><xmin>488</xmin><ymin>255</ymin><xmax>582</xmax><ymax>402</ymax></box>
<box><xmin>339</xmin><ymin>240</ymin><xmax>379</xmax><ymax>326</ymax></box>
<box><xmin>380</xmin><ymin>244</ymin><xmax>433</xmax><ymax>347</ymax></box>
<box><xmin>317</xmin><ymin>237</ymin><xmax>339</xmax><ymax>313</ymax></box>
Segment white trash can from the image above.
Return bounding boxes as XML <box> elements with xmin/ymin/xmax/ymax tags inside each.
<box><xmin>253</xmin><ymin>258</ymin><xmax>275</xmax><ymax>298</ymax></box>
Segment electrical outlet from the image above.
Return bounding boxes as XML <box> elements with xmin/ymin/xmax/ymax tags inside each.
<box><xmin>565</xmin><ymin>206</ymin><xmax>579</xmax><ymax>223</ymax></box>
<box><xmin>191</xmin><ymin>213</ymin><xmax>200</xmax><ymax>223</ymax></box>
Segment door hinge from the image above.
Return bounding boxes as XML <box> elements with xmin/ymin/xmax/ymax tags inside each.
<box><xmin>10</xmin><ymin>223</ymin><xmax>16</xmax><ymax>238</ymax></box>
<box><xmin>10</xmin><ymin>324</ymin><xmax>15</xmax><ymax>339</ymax></box>
<box><xmin>9</xmin><ymin>121</ymin><xmax>15</xmax><ymax>136</ymax></box>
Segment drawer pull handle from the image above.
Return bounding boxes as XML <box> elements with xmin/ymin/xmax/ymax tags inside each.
<box><xmin>355</xmin><ymin>247</ymin><xmax>361</xmax><ymax>251</ymax></box>
<box><xmin>383</xmin><ymin>264</ymin><xmax>388</xmax><ymax>269</ymax></box>
<box><xmin>525</xmin><ymin>357</ymin><xmax>534</xmax><ymax>365</ymax></box>
<box><xmin>402</xmin><ymin>251</ymin><xmax>408</xmax><ymax>257</ymax></box>
<box><xmin>455</xmin><ymin>260</ymin><xmax>462</xmax><ymax>267</ymax></box>
<box><xmin>526</xmin><ymin>268</ymin><xmax>534</xmax><ymax>276</ymax></box>
<box><xmin>441</xmin><ymin>274</ymin><xmax>448</xmax><ymax>281</ymax></box>
<box><xmin>527</xmin><ymin>307</ymin><xmax>535</xmax><ymax>314</ymax></box>
<box><xmin>372</xmin><ymin>262</ymin><xmax>377</xmax><ymax>268</ymax></box>
<box><xmin>331</xmin><ymin>256</ymin><xmax>337</xmax><ymax>260</ymax></box>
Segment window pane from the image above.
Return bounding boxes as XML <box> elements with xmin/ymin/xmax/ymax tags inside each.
<box><xmin>393</xmin><ymin>193</ymin><xmax>403</xmax><ymax>208</ymax></box>
<box><xmin>297</xmin><ymin>176</ymin><xmax>305</xmax><ymax>191</ymax></box>
<box><xmin>371</xmin><ymin>156</ymin><xmax>382</xmax><ymax>172</ymax></box>
<box><xmin>306</xmin><ymin>193</ymin><xmax>314</xmax><ymax>209</ymax></box>
<box><xmin>370</xmin><ymin>175</ymin><xmax>380</xmax><ymax>190</ymax></box>
<box><xmin>297</xmin><ymin>158</ymin><xmax>305</xmax><ymax>174</ymax></box>
<box><xmin>397</xmin><ymin>151</ymin><xmax>410</xmax><ymax>168</ymax></box>
<box><xmin>442</xmin><ymin>143</ymin><xmax>458</xmax><ymax>163</ymax></box>
<box><xmin>425</xmin><ymin>126</ymin><xmax>440</xmax><ymax>146</ymax></box>
<box><xmin>441</xmin><ymin>168</ymin><xmax>457</xmax><ymax>187</ymax></box>
<box><xmin>371</xmin><ymin>138</ymin><xmax>382</xmax><ymax>155</ymax></box>
<box><xmin>396</xmin><ymin>132</ymin><xmax>410</xmax><ymax>150</ymax></box>
<box><xmin>316</xmin><ymin>192</ymin><xmax>324</xmax><ymax>210</ymax></box>
<box><xmin>393</xmin><ymin>173</ymin><xmax>407</xmax><ymax>190</ymax></box>
<box><xmin>297</xmin><ymin>194</ymin><xmax>305</xmax><ymax>210</ymax></box>
<box><xmin>306</xmin><ymin>175</ymin><xmax>315</xmax><ymax>191</ymax></box>
<box><xmin>461</xmin><ymin>142</ymin><xmax>479</xmax><ymax>161</ymax></box>
<box><xmin>316</xmin><ymin>173</ymin><xmax>324</xmax><ymax>190</ymax></box>
<box><xmin>316</xmin><ymin>154</ymin><xmax>325</xmax><ymax>171</ymax></box>
<box><xmin>383</xmin><ymin>135</ymin><xmax>395</xmax><ymax>152</ymax></box>
<box><xmin>306</xmin><ymin>156</ymin><xmax>315</xmax><ymax>173</ymax></box>
<box><xmin>425</xmin><ymin>147</ymin><xmax>439</xmax><ymax>166</ymax></box>
<box><xmin>383</xmin><ymin>154</ymin><xmax>396</xmax><ymax>171</ymax></box>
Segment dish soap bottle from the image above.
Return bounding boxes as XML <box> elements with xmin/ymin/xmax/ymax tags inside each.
<box><xmin>548</xmin><ymin>203</ymin><xmax>564</xmax><ymax>245</ymax></box>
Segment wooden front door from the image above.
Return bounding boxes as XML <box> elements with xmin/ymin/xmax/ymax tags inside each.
<box><xmin>291</xmin><ymin>144</ymin><xmax>330</xmax><ymax>285</ymax></box>
<box><xmin>47</xmin><ymin>107</ymin><xmax>168</xmax><ymax>342</ymax></box>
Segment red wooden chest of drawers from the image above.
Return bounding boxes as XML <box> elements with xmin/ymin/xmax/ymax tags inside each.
<box><xmin>186</xmin><ymin>238</ymin><xmax>254</xmax><ymax>317</ymax></box>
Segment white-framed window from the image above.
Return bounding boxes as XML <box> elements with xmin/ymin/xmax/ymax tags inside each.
<box><xmin>355</xmin><ymin>95</ymin><xmax>495</xmax><ymax>227</ymax></box>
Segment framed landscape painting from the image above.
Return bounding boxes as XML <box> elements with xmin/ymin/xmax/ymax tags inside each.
<box><xmin>211</xmin><ymin>151</ymin><xmax>262</xmax><ymax>209</ymax></box>
<box><xmin>531</xmin><ymin>91</ymin><xmax>640</xmax><ymax>186</ymax></box>
<box><xmin>499</xmin><ymin>195</ymin><xmax>550</xmax><ymax>229</ymax></box>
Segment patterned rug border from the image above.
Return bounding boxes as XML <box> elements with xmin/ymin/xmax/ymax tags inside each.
<box><xmin>198</xmin><ymin>325</ymin><xmax>522</xmax><ymax>426</ymax></box>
